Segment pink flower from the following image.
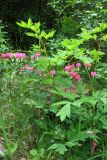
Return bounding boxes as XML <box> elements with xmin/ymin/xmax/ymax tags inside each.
<box><xmin>27</xmin><ymin>66</ymin><xmax>34</xmax><ymax>71</ymax></box>
<box><xmin>71</xmin><ymin>64</ymin><xmax>75</xmax><ymax>69</ymax></box>
<box><xmin>1</xmin><ymin>53</ymin><xmax>6</xmax><ymax>59</ymax></box>
<box><xmin>50</xmin><ymin>69</ymin><xmax>55</xmax><ymax>77</ymax></box>
<box><xmin>70</xmin><ymin>71</ymin><xmax>81</xmax><ymax>81</ymax></box>
<box><xmin>31</xmin><ymin>55</ymin><xmax>34</xmax><ymax>61</ymax></box>
<box><xmin>10</xmin><ymin>53</ymin><xmax>14</xmax><ymax>58</ymax></box>
<box><xmin>16</xmin><ymin>52</ymin><xmax>26</xmax><ymax>59</ymax></box>
<box><xmin>70</xmin><ymin>71</ymin><xmax>77</xmax><ymax>77</ymax></box>
<box><xmin>90</xmin><ymin>72</ymin><xmax>96</xmax><ymax>78</ymax></box>
<box><xmin>21</xmin><ymin>53</ymin><xmax>26</xmax><ymax>59</ymax></box>
<box><xmin>65</xmin><ymin>65</ymin><xmax>71</xmax><ymax>72</ymax></box>
<box><xmin>76</xmin><ymin>62</ymin><xmax>81</xmax><ymax>68</ymax></box>
<box><xmin>92</xmin><ymin>142</ymin><xmax>97</xmax><ymax>152</ymax></box>
<box><xmin>71</xmin><ymin>84</ymin><xmax>77</xmax><ymax>93</ymax></box>
<box><xmin>1</xmin><ymin>53</ymin><xmax>10</xmax><ymax>59</ymax></box>
<box><xmin>36</xmin><ymin>52</ymin><xmax>40</xmax><ymax>60</ymax></box>
<box><xmin>16</xmin><ymin>52</ymin><xmax>20</xmax><ymax>59</ymax></box>
<box><xmin>75</xmin><ymin>74</ymin><xmax>81</xmax><ymax>81</ymax></box>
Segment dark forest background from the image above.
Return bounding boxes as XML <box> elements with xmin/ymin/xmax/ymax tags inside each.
<box><xmin>0</xmin><ymin>0</ymin><xmax>107</xmax><ymax>50</ymax></box>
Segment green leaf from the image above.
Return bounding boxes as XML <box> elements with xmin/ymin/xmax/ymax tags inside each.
<box><xmin>9</xmin><ymin>143</ymin><xmax>17</xmax><ymax>154</ymax></box>
<box><xmin>51</xmin><ymin>101</ymin><xmax>70</xmax><ymax>106</ymax></box>
<box><xmin>26</xmin><ymin>32</ymin><xmax>36</xmax><ymax>37</ymax></box>
<box><xmin>31</xmin><ymin>22</ymin><xmax>40</xmax><ymax>33</ymax></box>
<box><xmin>56</xmin><ymin>103</ymin><xmax>71</xmax><ymax>121</ymax></box>
<box><xmin>101</xmin><ymin>97</ymin><xmax>107</xmax><ymax>112</ymax></box>
<box><xmin>30</xmin><ymin>149</ymin><xmax>40</xmax><ymax>160</ymax></box>
<box><xmin>102</xmin><ymin>34</ymin><xmax>107</xmax><ymax>41</ymax></box>
<box><xmin>66</xmin><ymin>130</ymin><xmax>98</xmax><ymax>148</ymax></box>
<box><xmin>16</xmin><ymin>21</ymin><xmax>28</xmax><ymax>28</ymax></box>
<box><xmin>48</xmin><ymin>143</ymin><xmax>68</xmax><ymax>155</ymax></box>
<box><xmin>28</xmin><ymin>18</ymin><xmax>32</xmax><ymax>28</ymax></box>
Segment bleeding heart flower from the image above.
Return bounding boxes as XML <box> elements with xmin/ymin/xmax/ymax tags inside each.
<box><xmin>90</xmin><ymin>72</ymin><xmax>96</xmax><ymax>78</ymax></box>
<box><xmin>31</xmin><ymin>55</ymin><xmax>35</xmax><ymax>61</ymax></box>
<box><xmin>92</xmin><ymin>142</ymin><xmax>97</xmax><ymax>152</ymax></box>
<box><xmin>50</xmin><ymin>70</ymin><xmax>55</xmax><ymax>77</ymax></box>
<box><xmin>65</xmin><ymin>65</ymin><xmax>71</xmax><ymax>72</ymax></box>
<box><xmin>36</xmin><ymin>52</ymin><xmax>40</xmax><ymax>60</ymax></box>
<box><xmin>10</xmin><ymin>53</ymin><xmax>14</xmax><ymax>58</ymax></box>
<box><xmin>76</xmin><ymin>62</ymin><xmax>81</xmax><ymax>68</ymax></box>
<box><xmin>71</xmin><ymin>84</ymin><xmax>77</xmax><ymax>93</ymax></box>
<box><xmin>1</xmin><ymin>53</ymin><xmax>10</xmax><ymax>59</ymax></box>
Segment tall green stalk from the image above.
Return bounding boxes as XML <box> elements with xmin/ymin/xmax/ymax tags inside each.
<box><xmin>0</xmin><ymin>112</ymin><xmax>13</xmax><ymax>160</ymax></box>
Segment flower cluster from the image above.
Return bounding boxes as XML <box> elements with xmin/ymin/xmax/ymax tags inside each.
<box><xmin>19</xmin><ymin>65</ymin><xmax>34</xmax><ymax>71</ymax></box>
<box><xmin>1</xmin><ymin>53</ymin><xmax>14</xmax><ymax>59</ymax></box>
<box><xmin>70</xmin><ymin>71</ymin><xmax>81</xmax><ymax>81</ymax></box>
<box><xmin>65</xmin><ymin>63</ymin><xmax>81</xmax><ymax>82</ymax></box>
<box><xmin>1</xmin><ymin>52</ymin><xmax>26</xmax><ymax>59</ymax></box>
<box><xmin>16</xmin><ymin>52</ymin><xmax>26</xmax><ymax>59</ymax></box>
<box><xmin>64</xmin><ymin>62</ymin><xmax>96</xmax><ymax>81</ymax></box>
<box><xmin>1</xmin><ymin>52</ymin><xmax>41</xmax><ymax>61</ymax></box>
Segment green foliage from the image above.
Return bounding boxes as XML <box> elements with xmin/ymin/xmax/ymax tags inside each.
<box><xmin>0</xmin><ymin>0</ymin><xmax>107</xmax><ymax>159</ymax></box>
<box><xmin>49</xmin><ymin>23</ymin><xmax>107</xmax><ymax>66</ymax></box>
<box><xmin>17</xmin><ymin>18</ymin><xmax>55</xmax><ymax>54</ymax></box>
<box><xmin>0</xmin><ymin>20</ymin><xmax>10</xmax><ymax>52</ymax></box>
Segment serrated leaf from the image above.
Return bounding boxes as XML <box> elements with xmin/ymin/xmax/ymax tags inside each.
<box><xmin>48</xmin><ymin>143</ymin><xmax>68</xmax><ymax>155</ymax></box>
<box><xmin>26</xmin><ymin>32</ymin><xmax>36</xmax><ymax>37</ymax></box>
<box><xmin>101</xmin><ymin>97</ymin><xmax>107</xmax><ymax>112</ymax></box>
<box><xmin>56</xmin><ymin>103</ymin><xmax>71</xmax><ymax>121</ymax></box>
<box><xmin>51</xmin><ymin>101</ymin><xmax>70</xmax><ymax>106</ymax></box>
<box><xmin>28</xmin><ymin>18</ymin><xmax>32</xmax><ymax>28</ymax></box>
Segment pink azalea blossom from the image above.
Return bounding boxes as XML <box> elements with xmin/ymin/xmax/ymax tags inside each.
<box><xmin>50</xmin><ymin>69</ymin><xmax>55</xmax><ymax>77</ymax></box>
<box><xmin>90</xmin><ymin>72</ymin><xmax>96</xmax><ymax>78</ymax></box>
<box><xmin>36</xmin><ymin>52</ymin><xmax>40</xmax><ymax>60</ymax></box>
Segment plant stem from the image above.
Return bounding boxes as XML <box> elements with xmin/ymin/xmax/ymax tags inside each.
<box><xmin>0</xmin><ymin>112</ymin><xmax>13</xmax><ymax>160</ymax></box>
<box><xmin>88</xmin><ymin>153</ymin><xmax>107</xmax><ymax>160</ymax></box>
<box><xmin>86</xmin><ymin>68</ymin><xmax>95</xmax><ymax>92</ymax></box>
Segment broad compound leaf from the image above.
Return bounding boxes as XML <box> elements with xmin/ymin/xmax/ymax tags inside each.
<box><xmin>56</xmin><ymin>103</ymin><xmax>71</xmax><ymax>121</ymax></box>
<box><xmin>48</xmin><ymin>143</ymin><xmax>68</xmax><ymax>155</ymax></box>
